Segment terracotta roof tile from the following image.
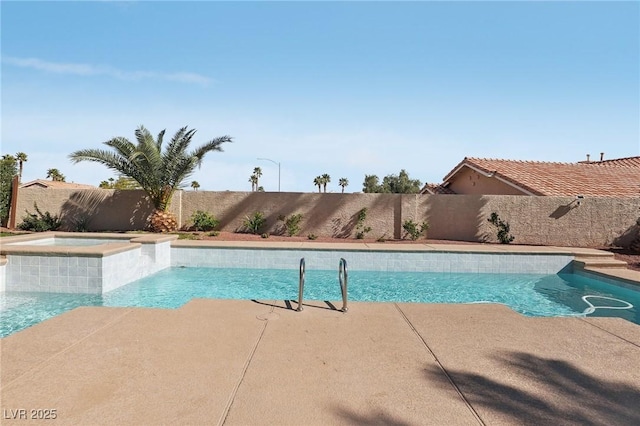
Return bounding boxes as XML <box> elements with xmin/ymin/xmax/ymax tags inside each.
<box><xmin>443</xmin><ymin>157</ymin><xmax>640</xmax><ymax>197</ymax></box>
<box><xmin>590</xmin><ymin>156</ymin><xmax>640</xmax><ymax>168</ymax></box>
<box><xmin>420</xmin><ymin>183</ymin><xmax>456</xmax><ymax>195</ymax></box>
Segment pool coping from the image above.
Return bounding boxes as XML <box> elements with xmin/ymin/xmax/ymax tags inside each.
<box><xmin>0</xmin><ymin>232</ymin><xmax>177</xmax><ymax>257</ymax></box>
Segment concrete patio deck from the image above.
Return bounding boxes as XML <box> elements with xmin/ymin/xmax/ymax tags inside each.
<box><xmin>1</xmin><ymin>298</ymin><xmax>639</xmax><ymax>425</ymax></box>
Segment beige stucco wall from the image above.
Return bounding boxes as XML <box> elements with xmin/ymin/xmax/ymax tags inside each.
<box><xmin>14</xmin><ymin>188</ymin><xmax>155</xmax><ymax>232</ymax></box>
<box><xmin>426</xmin><ymin>194</ymin><xmax>639</xmax><ymax>247</ymax></box>
<box><xmin>12</xmin><ymin>188</ymin><xmax>640</xmax><ymax>247</ymax></box>
<box><xmin>180</xmin><ymin>191</ymin><xmax>405</xmax><ymax>239</ymax></box>
<box><xmin>447</xmin><ymin>167</ymin><xmax>526</xmax><ymax>195</ymax></box>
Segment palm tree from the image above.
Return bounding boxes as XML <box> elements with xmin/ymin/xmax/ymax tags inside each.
<box><xmin>191</xmin><ymin>181</ymin><xmax>200</xmax><ymax>191</ymax></box>
<box><xmin>313</xmin><ymin>176</ymin><xmax>322</xmax><ymax>193</ymax></box>
<box><xmin>249</xmin><ymin>174</ymin><xmax>258</xmax><ymax>191</ymax></box>
<box><xmin>69</xmin><ymin>125</ymin><xmax>232</xmax><ymax>232</ymax></box>
<box><xmin>339</xmin><ymin>177</ymin><xmax>349</xmax><ymax>193</ymax></box>
<box><xmin>46</xmin><ymin>168</ymin><xmax>65</xmax><ymax>182</ymax></box>
<box><xmin>15</xmin><ymin>152</ymin><xmax>27</xmax><ymax>182</ymax></box>
<box><xmin>253</xmin><ymin>167</ymin><xmax>262</xmax><ymax>189</ymax></box>
<box><xmin>99</xmin><ymin>177</ymin><xmax>116</xmax><ymax>188</ymax></box>
<box><xmin>321</xmin><ymin>173</ymin><xmax>331</xmax><ymax>193</ymax></box>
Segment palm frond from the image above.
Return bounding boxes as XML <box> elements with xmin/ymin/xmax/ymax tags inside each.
<box><xmin>103</xmin><ymin>137</ymin><xmax>136</xmax><ymax>159</ymax></box>
<box><xmin>161</xmin><ymin>127</ymin><xmax>195</xmax><ymax>182</ymax></box>
<box><xmin>190</xmin><ymin>136</ymin><xmax>232</xmax><ymax>166</ymax></box>
<box><xmin>156</xmin><ymin>129</ymin><xmax>166</xmax><ymax>153</ymax></box>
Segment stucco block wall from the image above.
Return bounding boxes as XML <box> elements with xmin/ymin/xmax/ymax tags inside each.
<box><xmin>14</xmin><ymin>188</ymin><xmax>154</xmax><ymax>231</ymax></box>
<box><xmin>13</xmin><ymin>188</ymin><xmax>640</xmax><ymax>247</ymax></box>
<box><xmin>427</xmin><ymin>195</ymin><xmax>639</xmax><ymax>247</ymax></box>
<box><xmin>180</xmin><ymin>191</ymin><xmax>404</xmax><ymax>239</ymax></box>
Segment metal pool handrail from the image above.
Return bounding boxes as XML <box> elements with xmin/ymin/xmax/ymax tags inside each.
<box><xmin>297</xmin><ymin>258</ymin><xmax>305</xmax><ymax>311</ymax></box>
<box><xmin>339</xmin><ymin>258</ymin><xmax>348</xmax><ymax>313</ymax></box>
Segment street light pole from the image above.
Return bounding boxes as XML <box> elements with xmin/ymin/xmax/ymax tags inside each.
<box><xmin>257</xmin><ymin>157</ymin><xmax>281</xmax><ymax>192</ymax></box>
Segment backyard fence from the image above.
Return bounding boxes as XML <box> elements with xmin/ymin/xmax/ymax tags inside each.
<box><xmin>11</xmin><ymin>187</ymin><xmax>640</xmax><ymax>248</ymax></box>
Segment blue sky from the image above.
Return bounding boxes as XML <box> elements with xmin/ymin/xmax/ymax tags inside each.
<box><xmin>2</xmin><ymin>1</ymin><xmax>639</xmax><ymax>192</ymax></box>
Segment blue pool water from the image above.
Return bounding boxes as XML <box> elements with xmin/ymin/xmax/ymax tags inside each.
<box><xmin>1</xmin><ymin>268</ymin><xmax>638</xmax><ymax>337</ymax></box>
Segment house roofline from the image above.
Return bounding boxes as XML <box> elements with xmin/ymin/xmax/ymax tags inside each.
<box><xmin>443</xmin><ymin>161</ymin><xmax>538</xmax><ymax>196</ymax></box>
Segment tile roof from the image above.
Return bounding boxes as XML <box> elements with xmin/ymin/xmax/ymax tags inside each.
<box><xmin>420</xmin><ymin>183</ymin><xmax>456</xmax><ymax>195</ymax></box>
<box><xmin>588</xmin><ymin>156</ymin><xmax>640</xmax><ymax>168</ymax></box>
<box><xmin>20</xmin><ymin>179</ymin><xmax>96</xmax><ymax>189</ymax></box>
<box><xmin>443</xmin><ymin>157</ymin><xmax>640</xmax><ymax>197</ymax></box>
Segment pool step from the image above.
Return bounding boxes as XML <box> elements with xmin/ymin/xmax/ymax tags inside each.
<box><xmin>571</xmin><ymin>251</ymin><xmax>616</xmax><ymax>260</ymax></box>
<box><xmin>573</xmin><ymin>258</ymin><xmax>629</xmax><ymax>270</ymax></box>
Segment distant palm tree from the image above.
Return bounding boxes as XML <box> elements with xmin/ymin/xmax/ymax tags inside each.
<box><xmin>46</xmin><ymin>168</ymin><xmax>65</xmax><ymax>182</ymax></box>
<box><xmin>69</xmin><ymin>125</ymin><xmax>232</xmax><ymax>232</ymax></box>
<box><xmin>253</xmin><ymin>167</ymin><xmax>262</xmax><ymax>189</ymax></box>
<box><xmin>321</xmin><ymin>173</ymin><xmax>331</xmax><ymax>193</ymax></box>
<box><xmin>191</xmin><ymin>181</ymin><xmax>200</xmax><ymax>191</ymax></box>
<box><xmin>249</xmin><ymin>174</ymin><xmax>258</xmax><ymax>191</ymax></box>
<box><xmin>15</xmin><ymin>152</ymin><xmax>27</xmax><ymax>182</ymax></box>
<box><xmin>99</xmin><ymin>176</ymin><xmax>140</xmax><ymax>190</ymax></box>
<box><xmin>338</xmin><ymin>177</ymin><xmax>349</xmax><ymax>193</ymax></box>
<box><xmin>313</xmin><ymin>176</ymin><xmax>322</xmax><ymax>193</ymax></box>
<box><xmin>99</xmin><ymin>178</ymin><xmax>115</xmax><ymax>189</ymax></box>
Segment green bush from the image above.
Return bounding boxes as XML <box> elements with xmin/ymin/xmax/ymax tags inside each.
<box><xmin>18</xmin><ymin>203</ymin><xmax>62</xmax><ymax>232</ymax></box>
<box><xmin>278</xmin><ymin>213</ymin><xmax>303</xmax><ymax>236</ymax></box>
<box><xmin>71</xmin><ymin>214</ymin><xmax>92</xmax><ymax>232</ymax></box>
<box><xmin>190</xmin><ymin>210</ymin><xmax>219</xmax><ymax>231</ymax></box>
<box><xmin>402</xmin><ymin>219</ymin><xmax>429</xmax><ymax>241</ymax></box>
<box><xmin>176</xmin><ymin>232</ymin><xmax>199</xmax><ymax>240</ymax></box>
<box><xmin>240</xmin><ymin>211</ymin><xmax>266</xmax><ymax>234</ymax></box>
<box><xmin>355</xmin><ymin>208</ymin><xmax>371</xmax><ymax>239</ymax></box>
<box><xmin>308</xmin><ymin>233</ymin><xmax>318</xmax><ymax>240</ymax></box>
<box><xmin>487</xmin><ymin>212</ymin><xmax>515</xmax><ymax>244</ymax></box>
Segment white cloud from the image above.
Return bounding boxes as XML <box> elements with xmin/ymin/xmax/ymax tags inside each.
<box><xmin>2</xmin><ymin>56</ymin><xmax>212</xmax><ymax>86</ymax></box>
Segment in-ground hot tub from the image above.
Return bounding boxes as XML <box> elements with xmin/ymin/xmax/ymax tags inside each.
<box><xmin>0</xmin><ymin>232</ymin><xmax>177</xmax><ymax>294</ymax></box>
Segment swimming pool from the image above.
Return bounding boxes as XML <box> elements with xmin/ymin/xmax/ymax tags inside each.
<box><xmin>1</xmin><ymin>267</ymin><xmax>637</xmax><ymax>337</ymax></box>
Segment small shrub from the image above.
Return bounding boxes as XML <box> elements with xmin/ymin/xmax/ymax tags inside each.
<box><xmin>71</xmin><ymin>214</ymin><xmax>91</xmax><ymax>232</ymax></box>
<box><xmin>190</xmin><ymin>210</ymin><xmax>219</xmax><ymax>231</ymax></box>
<box><xmin>240</xmin><ymin>211</ymin><xmax>266</xmax><ymax>234</ymax></box>
<box><xmin>402</xmin><ymin>219</ymin><xmax>429</xmax><ymax>241</ymax></box>
<box><xmin>308</xmin><ymin>233</ymin><xmax>318</xmax><ymax>240</ymax></box>
<box><xmin>487</xmin><ymin>212</ymin><xmax>515</xmax><ymax>244</ymax></box>
<box><xmin>18</xmin><ymin>203</ymin><xmax>62</xmax><ymax>232</ymax></box>
<box><xmin>207</xmin><ymin>230</ymin><xmax>220</xmax><ymax>237</ymax></box>
<box><xmin>355</xmin><ymin>207</ymin><xmax>371</xmax><ymax>239</ymax></box>
<box><xmin>278</xmin><ymin>213</ymin><xmax>303</xmax><ymax>236</ymax></box>
<box><xmin>355</xmin><ymin>226</ymin><xmax>372</xmax><ymax>239</ymax></box>
<box><xmin>176</xmin><ymin>232</ymin><xmax>199</xmax><ymax>240</ymax></box>
<box><xmin>261</xmin><ymin>232</ymin><xmax>270</xmax><ymax>239</ymax></box>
